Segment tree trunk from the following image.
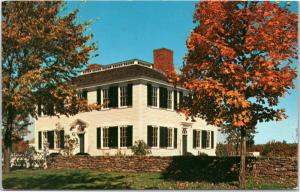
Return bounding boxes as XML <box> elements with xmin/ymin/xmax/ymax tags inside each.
<box><xmin>3</xmin><ymin>108</ymin><xmax>14</xmax><ymax>173</ymax></box>
<box><xmin>239</xmin><ymin>127</ymin><xmax>247</xmax><ymax>188</ymax></box>
<box><xmin>3</xmin><ymin>145</ymin><xmax>11</xmax><ymax>174</ymax></box>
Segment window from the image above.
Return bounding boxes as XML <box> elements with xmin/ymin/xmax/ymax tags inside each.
<box><xmin>38</xmin><ymin>131</ymin><xmax>42</xmax><ymax>150</ymax></box>
<box><xmin>206</xmin><ymin>131</ymin><xmax>211</xmax><ymax>148</ymax></box>
<box><xmin>120</xmin><ymin>126</ymin><xmax>127</xmax><ymax>147</ymax></box>
<box><xmin>153</xmin><ymin>127</ymin><xmax>158</xmax><ymax>147</ymax></box>
<box><xmin>152</xmin><ymin>87</ymin><xmax>158</xmax><ymax>107</ymax></box>
<box><xmin>167</xmin><ymin>90</ymin><xmax>172</xmax><ymax>109</ymax></box>
<box><xmin>201</xmin><ymin>130</ymin><xmax>210</xmax><ymax>149</ymax></box>
<box><xmin>167</xmin><ymin>128</ymin><xmax>173</xmax><ymax>147</ymax></box>
<box><xmin>196</xmin><ymin>130</ymin><xmax>201</xmax><ymax>148</ymax></box>
<box><xmin>148</xmin><ymin>126</ymin><xmax>158</xmax><ymax>147</ymax></box>
<box><xmin>108</xmin><ymin>126</ymin><xmax>118</xmax><ymax>148</ymax></box>
<box><xmin>120</xmin><ymin>86</ymin><xmax>128</xmax><ymax>107</ymax></box>
<box><xmin>103</xmin><ymin>128</ymin><xmax>109</xmax><ymax>147</ymax></box>
<box><xmin>103</xmin><ymin>89</ymin><xmax>109</xmax><ymax>108</ymax></box>
<box><xmin>47</xmin><ymin>131</ymin><xmax>54</xmax><ymax>149</ymax></box>
<box><xmin>56</xmin><ymin>130</ymin><xmax>64</xmax><ymax>149</ymax></box>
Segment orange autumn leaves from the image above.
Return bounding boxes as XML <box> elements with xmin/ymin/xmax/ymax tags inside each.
<box><xmin>171</xmin><ymin>1</ymin><xmax>297</xmax><ymax>129</ymax></box>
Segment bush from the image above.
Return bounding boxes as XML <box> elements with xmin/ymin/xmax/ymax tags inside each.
<box><xmin>216</xmin><ymin>143</ymin><xmax>227</xmax><ymax>157</ymax></box>
<box><xmin>131</xmin><ymin>140</ymin><xmax>151</xmax><ymax>156</ymax></box>
<box><xmin>261</xmin><ymin>140</ymin><xmax>297</xmax><ymax>157</ymax></box>
<box><xmin>197</xmin><ymin>152</ymin><xmax>208</xmax><ymax>156</ymax></box>
<box><xmin>184</xmin><ymin>152</ymin><xmax>194</xmax><ymax>156</ymax></box>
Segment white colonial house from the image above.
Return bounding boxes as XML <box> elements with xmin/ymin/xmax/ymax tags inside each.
<box><xmin>34</xmin><ymin>48</ymin><xmax>218</xmax><ymax>156</ymax></box>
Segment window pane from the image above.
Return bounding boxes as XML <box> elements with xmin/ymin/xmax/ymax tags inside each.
<box><xmin>120</xmin><ymin>86</ymin><xmax>128</xmax><ymax>107</ymax></box>
<box><xmin>167</xmin><ymin>90</ymin><xmax>172</xmax><ymax>109</ymax></box>
<box><xmin>103</xmin><ymin>128</ymin><xmax>109</xmax><ymax>147</ymax></box>
<box><xmin>153</xmin><ymin>127</ymin><xmax>158</xmax><ymax>147</ymax></box>
<box><xmin>167</xmin><ymin>128</ymin><xmax>172</xmax><ymax>147</ymax></box>
<box><xmin>120</xmin><ymin>126</ymin><xmax>127</xmax><ymax>147</ymax></box>
<box><xmin>152</xmin><ymin>87</ymin><xmax>158</xmax><ymax>107</ymax></box>
<box><xmin>103</xmin><ymin>89</ymin><xmax>109</xmax><ymax>108</ymax></box>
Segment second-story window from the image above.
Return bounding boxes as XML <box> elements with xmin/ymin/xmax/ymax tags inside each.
<box><xmin>152</xmin><ymin>87</ymin><xmax>158</xmax><ymax>107</ymax></box>
<box><xmin>167</xmin><ymin>90</ymin><xmax>172</xmax><ymax>109</ymax></box>
<box><xmin>120</xmin><ymin>86</ymin><xmax>128</xmax><ymax>107</ymax></box>
<box><xmin>103</xmin><ymin>89</ymin><xmax>109</xmax><ymax>108</ymax></box>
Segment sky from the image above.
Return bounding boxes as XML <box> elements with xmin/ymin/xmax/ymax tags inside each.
<box><xmin>27</xmin><ymin>1</ymin><xmax>298</xmax><ymax>144</ymax></box>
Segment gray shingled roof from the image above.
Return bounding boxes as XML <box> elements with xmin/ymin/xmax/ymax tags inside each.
<box><xmin>72</xmin><ymin>64</ymin><xmax>168</xmax><ymax>88</ymax></box>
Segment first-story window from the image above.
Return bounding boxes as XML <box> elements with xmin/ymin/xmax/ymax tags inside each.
<box><xmin>147</xmin><ymin>126</ymin><xmax>158</xmax><ymax>147</ymax></box>
<box><xmin>38</xmin><ymin>131</ymin><xmax>42</xmax><ymax>150</ymax></box>
<box><xmin>46</xmin><ymin>131</ymin><xmax>54</xmax><ymax>149</ymax></box>
<box><xmin>195</xmin><ymin>130</ymin><xmax>201</xmax><ymax>148</ymax></box>
<box><xmin>55</xmin><ymin>130</ymin><xmax>64</xmax><ymax>149</ymax></box>
<box><xmin>167</xmin><ymin>128</ymin><xmax>173</xmax><ymax>147</ymax></box>
<box><xmin>120</xmin><ymin>86</ymin><xmax>128</xmax><ymax>107</ymax></box>
<box><xmin>97</xmin><ymin>126</ymin><xmax>132</xmax><ymax>149</ymax></box>
<box><xmin>103</xmin><ymin>127</ymin><xmax>109</xmax><ymax>147</ymax></box>
<box><xmin>102</xmin><ymin>89</ymin><xmax>109</xmax><ymax>108</ymax></box>
<box><xmin>120</xmin><ymin>126</ymin><xmax>127</xmax><ymax>147</ymax></box>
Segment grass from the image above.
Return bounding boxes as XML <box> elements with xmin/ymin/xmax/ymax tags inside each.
<box><xmin>2</xmin><ymin>169</ymin><xmax>297</xmax><ymax>190</ymax></box>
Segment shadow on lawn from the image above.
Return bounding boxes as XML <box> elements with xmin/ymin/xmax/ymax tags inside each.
<box><xmin>3</xmin><ymin>170</ymin><xmax>132</xmax><ymax>189</ymax></box>
<box><xmin>162</xmin><ymin>156</ymin><xmax>255</xmax><ymax>183</ymax></box>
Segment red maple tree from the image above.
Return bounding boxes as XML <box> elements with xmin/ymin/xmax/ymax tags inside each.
<box><xmin>170</xmin><ymin>1</ymin><xmax>297</xmax><ymax>188</ymax></box>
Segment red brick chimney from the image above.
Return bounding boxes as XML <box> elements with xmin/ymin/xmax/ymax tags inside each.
<box><xmin>153</xmin><ymin>48</ymin><xmax>174</xmax><ymax>74</ymax></box>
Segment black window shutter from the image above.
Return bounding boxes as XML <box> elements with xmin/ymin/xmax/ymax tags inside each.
<box><xmin>179</xmin><ymin>91</ymin><xmax>183</xmax><ymax>107</ymax></box>
<box><xmin>147</xmin><ymin>126</ymin><xmax>153</xmax><ymax>147</ymax></box>
<box><xmin>159</xmin><ymin>127</ymin><xmax>167</xmax><ymax>148</ymax></box>
<box><xmin>97</xmin><ymin>89</ymin><xmax>101</xmax><ymax>105</ymax></box>
<box><xmin>38</xmin><ymin>131</ymin><xmax>42</xmax><ymax>150</ymax></box>
<box><xmin>108</xmin><ymin>86</ymin><xmax>118</xmax><ymax>108</ymax></box>
<box><xmin>127</xmin><ymin>84</ymin><xmax>133</xmax><ymax>106</ymax></box>
<box><xmin>47</xmin><ymin>131</ymin><xmax>54</xmax><ymax>149</ymax></box>
<box><xmin>108</xmin><ymin>86</ymin><xmax>113</xmax><ymax>107</ymax></box>
<box><xmin>113</xmin><ymin>86</ymin><xmax>118</xmax><ymax>107</ymax></box>
<box><xmin>211</xmin><ymin>131</ymin><xmax>214</xmax><ymax>149</ymax></box>
<box><xmin>60</xmin><ymin>130</ymin><xmax>64</xmax><ymax>149</ymax></box>
<box><xmin>174</xmin><ymin>128</ymin><xmax>177</xmax><ymax>148</ymax></box>
<box><xmin>82</xmin><ymin>90</ymin><xmax>88</xmax><ymax>100</ymax></box>
<box><xmin>159</xmin><ymin>127</ymin><xmax>164</xmax><ymax>147</ymax></box>
<box><xmin>126</xmin><ymin>125</ymin><xmax>133</xmax><ymax>147</ymax></box>
<box><xmin>109</xmin><ymin>126</ymin><xmax>118</xmax><ymax>148</ymax></box>
<box><xmin>193</xmin><ymin>130</ymin><xmax>196</xmax><ymax>148</ymax></box>
<box><xmin>174</xmin><ymin>90</ymin><xmax>178</xmax><ymax>110</ymax></box>
<box><xmin>202</xmin><ymin>130</ymin><xmax>207</xmax><ymax>149</ymax></box>
<box><xmin>159</xmin><ymin>87</ymin><xmax>167</xmax><ymax>108</ymax></box>
<box><xmin>97</xmin><ymin>128</ymin><xmax>101</xmax><ymax>149</ymax></box>
<box><xmin>147</xmin><ymin>84</ymin><xmax>152</xmax><ymax>106</ymax></box>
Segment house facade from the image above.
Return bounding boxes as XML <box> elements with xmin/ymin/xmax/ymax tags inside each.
<box><xmin>34</xmin><ymin>48</ymin><xmax>218</xmax><ymax>156</ymax></box>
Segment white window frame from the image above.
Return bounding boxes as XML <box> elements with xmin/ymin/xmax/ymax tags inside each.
<box><xmin>102</xmin><ymin>88</ymin><xmax>109</xmax><ymax>109</ymax></box>
<box><xmin>102</xmin><ymin>127</ymin><xmax>109</xmax><ymax>148</ymax></box>
<box><xmin>120</xmin><ymin>126</ymin><xmax>127</xmax><ymax>147</ymax></box>
<box><xmin>196</xmin><ymin>130</ymin><xmax>201</xmax><ymax>149</ymax></box>
<box><xmin>152</xmin><ymin>87</ymin><xmax>158</xmax><ymax>107</ymax></box>
<box><xmin>167</xmin><ymin>90</ymin><xmax>172</xmax><ymax>110</ymax></box>
<box><xmin>206</xmin><ymin>131</ymin><xmax>211</xmax><ymax>149</ymax></box>
<box><xmin>120</xmin><ymin>86</ymin><xmax>128</xmax><ymax>107</ymax></box>
<box><xmin>152</xmin><ymin>126</ymin><xmax>158</xmax><ymax>148</ymax></box>
<box><xmin>167</xmin><ymin>127</ymin><xmax>173</xmax><ymax>148</ymax></box>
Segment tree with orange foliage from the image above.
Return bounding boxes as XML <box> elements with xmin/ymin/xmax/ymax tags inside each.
<box><xmin>170</xmin><ymin>1</ymin><xmax>297</xmax><ymax>188</ymax></box>
<box><xmin>2</xmin><ymin>1</ymin><xmax>98</xmax><ymax>173</ymax></box>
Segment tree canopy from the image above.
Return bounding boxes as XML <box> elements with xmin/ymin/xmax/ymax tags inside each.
<box><xmin>2</xmin><ymin>1</ymin><xmax>98</xmax><ymax>172</ymax></box>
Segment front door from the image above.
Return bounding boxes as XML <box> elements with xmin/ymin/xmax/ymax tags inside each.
<box><xmin>79</xmin><ymin>134</ymin><xmax>85</xmax><ymax>153</ymax></box>
<box><xmin>182</xmin><ymin>128</ymin><xmax>188</xmax><ymax>155</ymax></box>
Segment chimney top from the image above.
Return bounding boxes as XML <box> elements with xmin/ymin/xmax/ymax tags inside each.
<box><xmin>153</xmin><ymin>48</ymin><xmax>174</xmax><ymax>74</ymax></box>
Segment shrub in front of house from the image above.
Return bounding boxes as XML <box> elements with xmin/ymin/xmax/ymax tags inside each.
<box><xmin>131</xmin><ymin>140</ymin><xmax>151</xmax><ymax>156</ymax></box>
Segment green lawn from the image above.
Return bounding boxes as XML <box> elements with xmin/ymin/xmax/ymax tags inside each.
<box><xmin>2</xmin><ymin>169</ymin><xmax>296</xmax><ymax>190</ymax></box>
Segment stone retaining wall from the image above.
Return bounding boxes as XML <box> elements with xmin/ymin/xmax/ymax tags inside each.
<box><xmin>47</xmin><ymin>156</ymin><xmax>297</xmax><ymax>182</ymax></box>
